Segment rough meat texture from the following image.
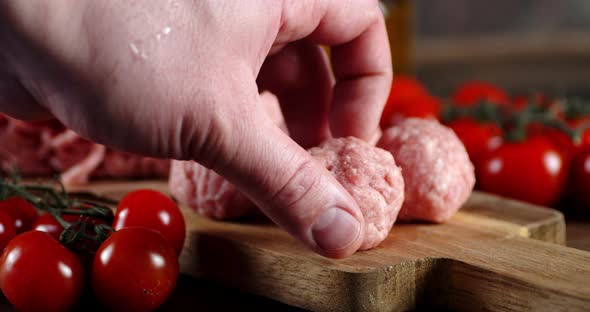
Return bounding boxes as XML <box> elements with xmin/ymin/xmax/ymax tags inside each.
<box><xmin>0</xmin><ymin>114</ymin><xmax>170</xmax><ymax>187</ymax></box>
<box><xmin>167</xmin><ymin>91</ymin><xmax>285</xmax><ymax>219</ymax></box>
<box><xmin>0</xmin><ymin>115</ymin><xmax>58</xmax><ymax>174</ymax></box>
<box><xmin>308</xmin><ymin>137</ymin><xmax>404</xmax><ymax>250</ymax></box>
<box><xmin>168</xmin><ymin>160</ymin><xmax>256</xmax><ymax>219</ymax></box>
<box><xmin>377</xmin><ymin>118</ymin><xmax>475</xmax><ymax>223</ymax></box>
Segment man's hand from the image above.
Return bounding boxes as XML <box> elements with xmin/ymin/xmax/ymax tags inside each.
<box><xmin>0</xmin><ymin>0</ymin><xmax>392</xmax><ymax>258</ymax></box>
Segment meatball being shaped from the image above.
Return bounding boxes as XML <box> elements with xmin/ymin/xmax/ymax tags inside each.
<box><xmin>378</xmin><ymin>118</ymin><xmax>475</xmax><ymax>223</ymax></box>
<box><xmin>309</xmin><ymin>137</ymin><xmax>405</xmax><ymax>250</ymax></box>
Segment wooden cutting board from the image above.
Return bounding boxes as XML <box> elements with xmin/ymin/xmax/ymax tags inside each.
<box><xmin>67</xmin><ymin>180</ymin><xmax>590</xmax><ymax>312</ymax></box>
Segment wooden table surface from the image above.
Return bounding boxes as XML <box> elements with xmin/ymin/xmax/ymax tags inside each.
<box><xmin>159</xmin><ymin>216</ymin><xmax>589</xmax><ymax>312</ymax></box>
<box><xmin>172</xmin><ymin>213</ymin><xmax>590</xmax><ymax>312</ymax></box>
<box><xmin>0</xmin><ymin>213</ymin><xmax>588</xmax><ymax>312</ymax></box>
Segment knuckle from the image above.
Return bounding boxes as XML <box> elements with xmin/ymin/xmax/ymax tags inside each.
<box><xmin>271</xmin><ymin>158</ymin><xmax>322</xmax><ymax>219</ymax></box>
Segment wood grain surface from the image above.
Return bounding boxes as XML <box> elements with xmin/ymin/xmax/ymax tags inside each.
<box><xmin>58</xmin><ymin>180</ymin><xmax>589</xmax><ymax>312</ymax></box>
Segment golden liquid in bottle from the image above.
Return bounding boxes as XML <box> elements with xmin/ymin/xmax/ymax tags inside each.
<box><xmin>323</xmin><ymin>1</ymin><xmax>414</xmax><ymax>75</ymax></box>
<box><xmin>382</xmin><ymin>0</ymin><xmax>414</xmax><ymax>75</ymax></box>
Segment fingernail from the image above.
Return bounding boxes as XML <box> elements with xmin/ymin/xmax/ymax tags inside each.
<box><xmin>312</xmin><ymin>207</ymin><xmax>361</xmax><ymax>252</ymax></box>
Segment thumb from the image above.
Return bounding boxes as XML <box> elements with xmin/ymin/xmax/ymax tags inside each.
<box><xmin>209</xmin><ymin>92</ymin><xmax>365</xmax><ymax>259</ymax></box>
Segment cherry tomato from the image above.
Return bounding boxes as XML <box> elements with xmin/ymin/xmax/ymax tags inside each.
<box><xmin>566</xmin><ymin>117</ymin><xmax>590</xmax><ymax>157</ymax></box>
<box><xmin>477</xmin><ymin>136</ymin><xmax>567</xmax><ymax>207</ymax></box>
<box><xmin>0</xmin><ymin>231</ymin><xmax>84</xmax><ymax>312</ymax></box>
<box><xmin>114</xmin><ymin>189</ymin><xmax>186</xmax><ymax>255</ymax></box>
<box><xmin>0</xmin><ymin>211</ymin><xmax>16</xmax><ymax>252</ymax></box>
<box><xmin>92</xmin><ymin>227</ymin><xmax>179</xmax><ymax>312</ymax></box>
<box><xmin>0</xmin><ymin>197</ymin><xmax>39</xmax><ymax>233</ymax></box>
<box><xmin>527</xmin><ymin>117</ymin><xmax>590</xmax><ymax>161</ymax></box>
<box><xmin>32</xmin><ymin>213</ymin><xmax>64</xmax><ymax>240</ymax></box>
<box><xmin>452</xmin><ymin>81</ymin><xmax>509</xmax><ymax>106</ymax></box>
<box><xmin>380</xmin><ymin>76</ymin><xmax>428</xmax><ymax>128</ymax></box>
<box><xmin>569</xmin><ymin>145</ymin><xmax>590</xmax><ymax>207</ymax></box>
<box><xmin>32</xmin><ymin>213</ymin><xmax>99</xmax><ymax>239</ymax></box>
<box><xmin>32</xmin><ymin>212</ymin><xmax>108</xmax><ymax>273</ymax></box>
<box><xmin>381</xmin><ymin>95</ymin><xmax>441</xmax><ymax>128</ymax></box>
<box><xmin>544</xmin><ymin>128</ymin><xmax>590</xmax><ymax>160</ymax></box>
<box><xmin>511</xmin><ymin>93</ymin><xmax>548</xmax><ymax>110</ymax></box>
<box><xmin>448</xmin><ymin>118</ymin><xmax>502</xmax><ymax>166</ymax></box>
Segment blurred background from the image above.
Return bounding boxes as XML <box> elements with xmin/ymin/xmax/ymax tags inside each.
<box><xmin>382</xmin><ymin>0</ymin><xmax>590</xmax><ymax>96</ymax></box>
<box><xmin>380</xmin><ymin>1</ymin><xmax>590</xmax><ymax>250</ymax></box>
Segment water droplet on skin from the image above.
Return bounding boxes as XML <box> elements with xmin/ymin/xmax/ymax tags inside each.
<box><xmin>155</xmin><ymin>26</ymin><xmax>171</xmax><ymax>41</ymax></box>
<box><xmin>129</xmin><ymin>41</ymin><xmax>148</xmax><ymax>59</ymax></box>
<box><xmin>129</xmin><ymin>43</ymin><xmax>140</xmax><ymax>55</ymax></box>
<box><xmin>130</xmin><ymin>25</ymin><xmax>172</xmax><ymax>60</ymax></box>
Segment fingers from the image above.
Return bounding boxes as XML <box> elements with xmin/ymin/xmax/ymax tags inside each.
<box><xmin>258</xmin><ymin>41</ymin><xmax>333</xmax><ymax>148</ymax></box>
<box><xmin>209</xmin><ymin>86</ymin><xmax>365</xmax><ymax>259</ymax></box>
<box><xmin>278</xmin><ymin>0</ymin><xmax>392</xmax><ymax>141</ymax></box>
<box><xmin>327</xmin><ymin>15</ymin><xmax>392</xmax><ymax>140</ymax></box>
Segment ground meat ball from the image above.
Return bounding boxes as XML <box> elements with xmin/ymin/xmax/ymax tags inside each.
<box><xmin>377</xmin><ymin>118</ymin><xmax>475</xmax><ymax>223</ymax></box>
<box><xmin>308</xmin><ymin>137</ymin><xmax>404</xmax><ymax>250</ymax></box>
<box><xmin>168</xmin><ymin>160</ymin><xmax>256</xmax><ymax>219</ymax></box>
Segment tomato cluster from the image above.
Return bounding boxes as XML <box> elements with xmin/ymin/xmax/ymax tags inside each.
<box><xmin>0</xmin><ymin>180</ymin><xmax>186</xmax><ymax>312</ymax></box>
<box><xmin>380</xmin><ymin>77</ymin><xmax>590</xmax><ymax>210</ymax></box>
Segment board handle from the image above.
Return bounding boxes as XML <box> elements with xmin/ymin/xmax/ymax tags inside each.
<box><xmin>419</xmin><ymin>237</ymin><xmax>590</xmax><ymax>311</ymax></box>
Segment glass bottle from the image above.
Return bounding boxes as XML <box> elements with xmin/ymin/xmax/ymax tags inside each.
<box><xmin>381</xmin><ymin>0</ymin><xmax>414</xmax><ymax>75</ymax></box>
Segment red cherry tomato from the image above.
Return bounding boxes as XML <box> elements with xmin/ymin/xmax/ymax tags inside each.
<box><xmin>32</xmin><ymin>213</ymin><xmax>64</xmax><ymax>240</ymax></box>
<box><xmin>569</xmin><ymin>145</ymin><xmax>590</xmax><ymax>207</ymax></box>
<box><xmin>0</xmin><ymin>197</ymin><xmax>39</xmax><ymax>233</ymax></box>
<box><xmin>92</xmin><ymin>227</ymin><xmax>179</xmax><ymax>312</ymax></box>
<box><xmin>448</xmin><ymin>118</ymin><xmax>503</xmax><ymax>166</ymax></box>
<box><xmin>544</xmin><ymin>129</ymin><xmax>590</xmax><ymax>160</ymax></box>
<box><xmin>380</xmin><ymin>76</ymin><xmax>429</xmax><ymax>128</ymax></box>
<box><xmin>114</xmin><ymin>189</ymin><xmax>186</xmax><ymax>255</ymax></box>
<box><xmin>0</xmin><ymin>211</ymin><xmax>16</xmax><ymax>252</ymax></box>
<box><xmin>452</xmin><ymin>81</ymin><xmax>509</xmax><ymax>106</ymax></box>
<box><xmin>477</xmin><ymin>137</ymin><xmax>567</xmax><ymax>207</ymax></box>
<box><xmin>32</xmin><ymin>212</ymin><xmax>108</xmax><ymax>272</ymax></box>
<box><xmin>566</xmin><ymin>117</ymin><xmax>590</xmax><ymax>157</ymax></box>
<box><xmin>0</xmin><ymin>231</ymin><xmax>84</xmax><ymax>312</ymax></box>
<box><xmin>32</xmin><ymin>213</ymin><xmax>101</xmax><ymax>240</ymax></box>
<box><xmin>381</xmin><ymin>95</ymin><xmax>441</xmax><ymax>128</ymax></box>
<box><xmin>527</xmin><ymin>117</ymin><xmax>590</xmax><ymax>161</ymax></box>
<box><xmin>511</xmin><ymin>93</ymin><xmax>548</xmax><ymax>110</ymax></box>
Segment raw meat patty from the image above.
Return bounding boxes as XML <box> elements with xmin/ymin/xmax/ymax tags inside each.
<box><xmin>168</xmin><ymin>160</ymin><xmax>256</xmax><ymax>219</ymax></box>
<box><xmin>0</xmin><ymin>115</ymin><xmax>61</xmax><ymax>174</ymax></box>
<box><xmin>308</xmin><ymin>137</ymin><xmax>404</xmax><ymax>250</ymax></box>
<box><xmin>168</xmin><ymin>91</ymin><xmax>286</xmax><ymax>219</ymax></box>
<box><xmin>48</xmin><ymin>130</ymin><xmax>169</xmax><ymax>186</ymax></box>
<box><xmin>377</xmin><ymin>118</ymin><xmax>475</xmax><ymax>223</ymax></box>
<box><xmin>0</xmin><ymin>114</ymin><xmax>170</xmax><ymax>187</ymax></box>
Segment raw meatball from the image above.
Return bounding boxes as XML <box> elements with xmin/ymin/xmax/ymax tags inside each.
<box><xmin>168</xmin><ymin>91</ymin><xmax>286</xmax><ymax>219</ymax></box>
<box><xmin>168</xmin><ymin>160</ymin><xmax>256</xmax><ymax>219</ymax></box>
<box><xmin>377</xmin><ymin>118</ymin><xmax>475</xmax><ymax>223</ymax></box>
<box><xmin>309</xmin><ymin>137</ymin><xmax>404</xmax><ymax>250</ymax></box>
